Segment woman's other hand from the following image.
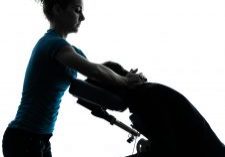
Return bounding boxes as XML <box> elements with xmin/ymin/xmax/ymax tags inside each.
<box><xmin>125</xmin><ymin>69</ymin><xmax>147</xmax><ymax>89</ymax></box>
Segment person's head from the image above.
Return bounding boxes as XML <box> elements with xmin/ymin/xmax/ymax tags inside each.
<box><xmin>36</xmin><ymin>0</ymin><xmax>85</xmax><ymax>34</ymax></box>
<box><xmin>101</xmin><ymin>62</ymin><xmax>148</xmax><ymax>110</ymax></box>
<box><xmin>85</xmin><ymin>61</ymin><xmax>130</xmax><ymax>112</ymax></box>
<box><xmin>86</xmin><ymin>61</ymin><xmax>146</xmax><ymax>111</ymax></box>
<box><xmin>103</xmin><ymin>61</ymin><xmax>129</xmax><ymax>77</ymax></box>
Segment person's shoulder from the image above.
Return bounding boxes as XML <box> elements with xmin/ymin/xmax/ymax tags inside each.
<box><xmin>32</xmin><ymin>31</ymin><xmax>71</xmax><ymax>58</ymax></box>
<box><xmin>134</xmin><ymin>82</ymin><xmax>181</xmax><ymax>97</ymax></box>
<box><xmin>40</xmin><ymin>29</ymin><xmax>69</xmax><ymax>45</ymax></box>
<box><xmin>46</xmin><ymin>35</ymin><xmax>69</xmax><ymax>45</ymax></box>
<box><xmin>139</xmin><ymin>82</ymin><xmax>174</xmax><ymax>91</ymax></box>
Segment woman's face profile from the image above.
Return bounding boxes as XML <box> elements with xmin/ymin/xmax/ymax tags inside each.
<box><xmin>55</xmin><ymin>0</ymin><xmax>85</xmax><ymax>33</ymax></box>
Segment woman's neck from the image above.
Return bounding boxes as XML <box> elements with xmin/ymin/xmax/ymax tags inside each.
<box><xmin>50</xmin><ymin>24</ymin><xmax>68</xmax><ymax>39</ymax></box>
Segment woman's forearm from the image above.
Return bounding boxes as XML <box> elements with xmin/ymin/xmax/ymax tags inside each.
<box><xmin>89</xmin><ymin>63</ymin><xmax>128</xmax><ymax>88</ymax></box>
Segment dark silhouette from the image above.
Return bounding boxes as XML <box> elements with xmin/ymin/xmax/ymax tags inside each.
<box><xmin>2</xmin><ymin>0</ymin><xmax>145</xmax><ymax>156</ymax></box>
<box><xmin>78</xmin><ymin>61</ymin><xmax>225</xmax><ymax>157</ymax></box>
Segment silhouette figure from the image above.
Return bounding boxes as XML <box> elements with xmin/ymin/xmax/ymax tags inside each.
<box><xmin>83</xmin><ymin>61</ymin><xmax>225</xmax><ymax>157</ymax></box>
<box><xmin>2</xmin><ymin>0</ymin><xmax>145</xmax><ymax>157</ymax></box>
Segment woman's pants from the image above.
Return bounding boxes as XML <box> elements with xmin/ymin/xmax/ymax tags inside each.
<box><xmin>2</xmin><ymin>127</ymin><xmax>52</xmax><ymax>157</ymax></box>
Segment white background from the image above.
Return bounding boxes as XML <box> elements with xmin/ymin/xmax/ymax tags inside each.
<box><xmin>0</xmin><ymin>0</ymin><xmax>225</xmax><ymax>156</ymax></box>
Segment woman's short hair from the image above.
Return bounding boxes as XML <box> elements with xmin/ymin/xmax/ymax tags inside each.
<box><xmin>36</xmin><ymin>0</ymin><xmax>73</xmax><ymax>21</ymax></box>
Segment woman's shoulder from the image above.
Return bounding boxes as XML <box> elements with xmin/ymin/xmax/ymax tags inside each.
<box><xmin>34</xmin><ymin>32</ymin><xmax>69</xmax><ymax>51</ymax></box>
<box><xmin>44</xmin><ymin>34</ymin><xmax>69</xmax><ymax>45</ymax></box>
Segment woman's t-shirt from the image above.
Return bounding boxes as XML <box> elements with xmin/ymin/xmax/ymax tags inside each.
<box><xmin>8</xmin><ymin>29</ymin><xmax>86</xmax><ymax>134</ymax></box>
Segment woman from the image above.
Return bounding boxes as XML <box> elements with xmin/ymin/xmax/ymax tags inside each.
<box><xmin>2</xmin><ymin>0</ymin><xmax>145</xmax><ymax>156</ymax></box>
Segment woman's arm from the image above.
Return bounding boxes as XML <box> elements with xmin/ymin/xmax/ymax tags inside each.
<box><xmin>55</xmin><ymin>45</ymin><xmax>142</xmax><ymax>88</ymax></box>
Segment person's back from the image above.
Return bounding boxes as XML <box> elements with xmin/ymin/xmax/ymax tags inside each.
<box><xmin>128</xmin><ymin>83</ymin><xmax>225</xmax><ymax>157</ymax></box>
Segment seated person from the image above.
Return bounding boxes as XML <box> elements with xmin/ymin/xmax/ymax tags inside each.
<box><xmin>83</xmin><ymin>61</ymin><xmax>225</xmax><ymax>157</ymax></box>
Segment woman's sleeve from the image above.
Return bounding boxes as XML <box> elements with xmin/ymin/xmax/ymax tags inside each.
<box><xmin>72</xmin><ymin>45</ymin><xmax>87</xmax><ymax>59</ymax></box>
<box><xmin>50</xmin><ymin>38</ymin><xmax>71</xmax><ymax>60</ymax></box>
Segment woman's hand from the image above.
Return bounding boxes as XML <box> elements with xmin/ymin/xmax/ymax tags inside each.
<box><xmin>129</xmin><ymin>68</ymin><xmax>147</xmax><ymax>82</ymax></box>
<box><xmin>125</xmin><ymin>68</ymin><xmax>147</xmax><ymax>89</ymax></box>
<box><xmin>102</xmin><ymin>61</ymin><xmax>147</xmax><ymax>88</ymax></box>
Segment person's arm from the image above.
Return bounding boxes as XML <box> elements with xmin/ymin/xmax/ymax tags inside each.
<box><xmin>55</xmin><ymin>45</ymin><xmax>142</xmax><ymax>88</ymax></box>
<box><xmin>102</xmin><ymin>61</ymin><xmax>147</xmax><ymax>82</ymax></box>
